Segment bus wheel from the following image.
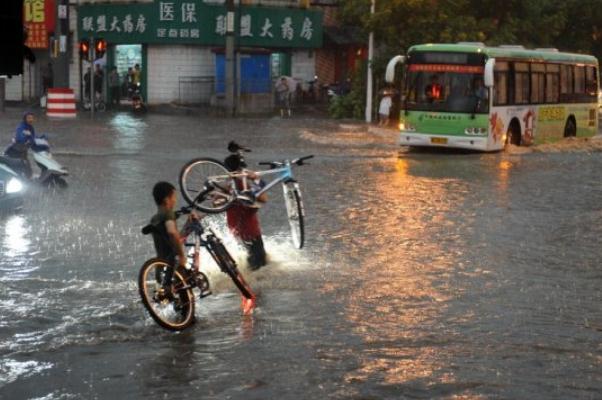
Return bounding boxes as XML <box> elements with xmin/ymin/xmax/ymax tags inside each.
<box><xmin>563</xmin><ymin>117</ymin><xmax>577</xmax><ymax>138</ymax></box>
<box><xmin>505</xmin><ymin>121</ymin><xmax>521</xmax><ymax>147</ymax></box>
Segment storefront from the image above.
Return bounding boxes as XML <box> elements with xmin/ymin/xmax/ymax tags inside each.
<box><xmin>77</xmin><ymin>0</ymin><xmax>323</xmax><ymax>110</ymax></box>
<box><xmin>5</xmin><ymin>0</ymin><xmax>56</xmax><ymax>102</ymax></box>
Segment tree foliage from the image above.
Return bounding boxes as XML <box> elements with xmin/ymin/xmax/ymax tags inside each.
<box><xmin>341</xmin><ymin>0</ymin><xmax>602</xmax><ymax>61</ymax></box>
<box><xmin>331</xmin><ymin>0</ymin><xmax>602</xmax><ymax>119</ymax></box>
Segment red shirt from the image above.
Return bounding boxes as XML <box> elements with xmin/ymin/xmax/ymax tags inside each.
<box><xmin>226</xmin><ymin>203</ymin><xmax>261</xmax><ymax>241</ymax></box>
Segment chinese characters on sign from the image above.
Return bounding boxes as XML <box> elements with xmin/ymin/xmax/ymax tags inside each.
<box><xmin>213</xmin><ymin>14</ymin><xmax>313</xmax><ymax>42</ymax></box>
<box><xmin>24</xmin><ymin>0</ymin><xmax>55</xmax><ymax>49</ymax></box>
<box><xmin>83</xmin><ymin>14</ymin><xmax>147</xmax><ymax>34</ymax></box>
<box><xmin>79</xmin><ymin>1</ymin><xmax>322</xmax><ymax>48</ymax></box>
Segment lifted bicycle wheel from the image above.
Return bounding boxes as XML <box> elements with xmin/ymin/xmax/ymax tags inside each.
<box><xmin>206</xmin><ymin>237</ymin><xmax>254</xmax><ymax>299</ymax></box>
<box><xmin>179</xmin><ymin>158</ymin><xmax>236</xmax><ymax>213</ymax></box>
<box><xmin>138</xmin><ymin>258</ymin><xmax>195</xmax><ymax>331</ymax></box>
<box><xmin>283</xmin><ymin>182</ymin><xmax>305</xmax><ymax>249</ymax></box>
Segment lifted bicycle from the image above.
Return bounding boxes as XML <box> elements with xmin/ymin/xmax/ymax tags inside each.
<box><xmin>138</xmin><ymin>205</ymin><xmax>256</xmax><ymax>331</ymax></box>
<box><xmin>179</xmin><ymin>142</ymin><xmax>313</xmax><ymax>249</ymax></box>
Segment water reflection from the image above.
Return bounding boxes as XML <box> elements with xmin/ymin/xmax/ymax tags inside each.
<box><xmin>334</xmin><ymin>157</ymin><xmax>469</xmax><ymax>387</ymax></box>
<box><xmin>3</xmin><ymin>215</ymin><xmax>31</xmax><ymax>260</ymax></box>
<box><xmin>110</xmin><ymin>113</ymin><xmax>147</xmax><ymax>152</ymax></box>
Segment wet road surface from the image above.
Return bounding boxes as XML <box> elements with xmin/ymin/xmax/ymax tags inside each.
<box><xmin>0</xmin><ymin>109</ymin><xmax>601</xmax><ymax>399</ymax></box>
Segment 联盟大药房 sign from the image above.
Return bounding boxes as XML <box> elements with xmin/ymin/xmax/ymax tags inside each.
<box><xmin>78</xmin><ymin>1</ymin><xmax>323</xmax><ymax>48</ymax></box>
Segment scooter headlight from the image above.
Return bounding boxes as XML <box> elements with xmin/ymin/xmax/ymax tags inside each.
<box><xmin>6</xmin><ymin>178</ymin><xmax>24</xmax><ymax>194</ymax></box>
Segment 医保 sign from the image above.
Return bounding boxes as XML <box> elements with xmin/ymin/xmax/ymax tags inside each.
<box><xmin>78</xmin><ymin>1</ymin><xmax>322</xmax><ymax>48</ymax></box>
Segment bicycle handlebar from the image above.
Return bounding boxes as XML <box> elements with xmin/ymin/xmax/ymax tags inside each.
<box><xmin>175</xmin><ymin>205</ymin><xmax>194</xmax><ymax>218</ymax></box>
<box><xmin>292</xmin><ymin>155</ymin><xmax>314</xmax><ymax>166</ymax></box>
<box><xmin>258</xmin><ymin>155</ymin><xmax>314</xmax><ymax>168</ymax></box>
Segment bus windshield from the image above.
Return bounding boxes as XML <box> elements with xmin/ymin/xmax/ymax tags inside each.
<box><xmin>406</xmin><ymin>65</ymin><xmax>489</xmax><ymax>114</ymax></box>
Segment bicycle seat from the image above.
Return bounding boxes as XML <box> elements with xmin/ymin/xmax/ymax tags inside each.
<box><xmin>141</xmin><ymin>224</ymin><xmax>156</xmax><ymax>235</ymax></box>
<box><xmin>227</xmin><ymin>141</ymin><xmax>251</xmax><ymax>153</ymax></box>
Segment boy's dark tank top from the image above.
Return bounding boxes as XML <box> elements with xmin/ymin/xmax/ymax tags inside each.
<box><xmin>150</xmin><ymin>208</ymin><xmax>177</xmax><ymax>264</ymax></box>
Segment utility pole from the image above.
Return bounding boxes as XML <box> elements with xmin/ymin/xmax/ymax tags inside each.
<box><xmin>54</xmin><ymin>0</ymin><xmax>69</xmax><ymax>88</ymax></box>
<box><xmin>365</xmin><ymin>0</ymin><xmax>375</xmax><ymax>123</ymax></box>
<box><xmin>225</xmin><ymin>0</ymin><xmax>236</xmax><ymax>116</ymax></box>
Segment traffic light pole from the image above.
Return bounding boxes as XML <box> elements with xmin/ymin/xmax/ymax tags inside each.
<box><xmin>90</xmin><ymin>37</ymin><xmax>95</xmax><ymax>118</ymax></box>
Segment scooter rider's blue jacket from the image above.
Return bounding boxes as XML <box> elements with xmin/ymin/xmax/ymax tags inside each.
<box><xmin>15</xmin><ymin>118</ymin><xmax>36</xmax><ymax>146</ymax></box>
<box><xmin>6</xmin><ymin>112</ymin><xmax>36</xmax><ymax>158</ymax></box>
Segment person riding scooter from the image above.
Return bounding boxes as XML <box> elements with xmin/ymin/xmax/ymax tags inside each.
<box><xmin>5</xmin><ymin>111</ymin><xmax>37</xmax><ymax>178</ymax></box>
<box><xmin>1</xmin><ymin>111</ymin><xmax>69</xmax><ymax>186</ymax></box>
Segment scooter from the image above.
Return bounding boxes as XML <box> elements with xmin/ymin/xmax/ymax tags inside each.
<box><xmin>0</xmin><ymin>135</ymin><xmax>68</xmax><ymax>188</ymax></box>
<box><xmin>132</xmin><ymin>93</ymin><xmax>147</xmax><ymax>114</ymax></box>
<box><xmin>130</xmin><ymin>83</ymin><xmax>147</xmax><ymax>114</ymax></box>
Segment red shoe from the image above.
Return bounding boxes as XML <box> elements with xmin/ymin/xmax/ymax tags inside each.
<box><xmin>241</xmin><ymin>296</ymin><xmax>256</xmax><ymax>315</ymax></box>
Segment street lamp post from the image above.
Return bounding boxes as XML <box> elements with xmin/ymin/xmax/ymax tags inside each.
<box><xmin>365</xmin><ymin>0</ymin><xmax>375</xmax><ymax>123</ymax></box>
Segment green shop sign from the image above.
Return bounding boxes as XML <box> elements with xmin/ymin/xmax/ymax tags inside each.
<box><xmin>78</xmin><ymin>1</ymin><xmax>323</xmax><ymax>48</ymax></box>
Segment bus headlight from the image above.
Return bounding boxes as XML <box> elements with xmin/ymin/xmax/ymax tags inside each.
<box><xmin>6</xmin><ymin>178</ymin><xmax>24</xmax><ymax>194</ymax></box>
<box><xmin>400</xmin><ymin>122</ymin><xmax>416</xmax><ymax>131</ymax></box>
<box><xmin>465</xmin><ymin>127</ymin><xmax>488</xmax><ymax>136</ymax></box>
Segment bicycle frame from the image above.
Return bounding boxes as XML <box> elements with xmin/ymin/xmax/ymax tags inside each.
<box><xmin>216</xmin><ymin>161</ymin><xmax>295</xmax><ymax>200</ymax></box>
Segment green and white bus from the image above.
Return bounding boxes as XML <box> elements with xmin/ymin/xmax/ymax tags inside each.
<box><xmin>385</xmin><ymin>43</ymin><xmax>599</xmax><ymax>151</ymax></box>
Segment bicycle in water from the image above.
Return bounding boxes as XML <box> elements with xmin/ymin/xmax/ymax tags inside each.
<box><xmin>178</xmin><ymin>142</ymin><xmax>313</xmax><ymax>249</ymax></box>
<box><xmin>138</xmin><ymin>205</ymin><xmax>256</xmax><ymax>331</ymax></box>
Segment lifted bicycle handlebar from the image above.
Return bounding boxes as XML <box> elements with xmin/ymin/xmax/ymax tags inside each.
<box><xmin>258</xmin><ymin>155</ymin><xmax>314</xmax><ymax>168</ymax></box>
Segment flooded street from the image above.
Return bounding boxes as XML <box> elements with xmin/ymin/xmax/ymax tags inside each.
<box><xmin>0</xmin><ymin>110</ymin><xmax>601</xmax><ymax>399</ymax></box>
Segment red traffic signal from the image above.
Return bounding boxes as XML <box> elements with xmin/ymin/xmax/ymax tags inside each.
<box><xmin>95</xmin><ymin>39</ymin><xmax>107</xmax><ymax>60</ymax></box>
<box><xmin>79</xmin><ymin>40</ymin><xmax>90</xmax><ymax>61</ymax></box>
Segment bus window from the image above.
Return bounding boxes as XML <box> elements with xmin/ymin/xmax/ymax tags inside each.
<box><xmin>545</xmin><ymin>64</ymin><xmax>560</xmax><ymax>103</ymax></box>
<box><xmin>574</xmin><ymin>66</ymin><xmax>586</xmax><ymax>94</ymax></box>
<box><xmin>494</xmin><ymin>71</ymin><xmax>508</xmax><ymax>105</ymax></box>
<box><xmin>530</xmin><ymin>63</ymin><xmax>545</xmax><ymax>103</ymax></box>
<box><xmin>560</xmin><ymin>65</ymin><xmax>573</xmax><ymax>94</ymax></box>
<box><xmin>514</xmin><ymin>63</ymin><xmax>529</xmax><ymax>104</ymax></box>
<box><xmin>494</xmin><ymin>62</ymin><xmax>508</xmax><ymax>105</ymax></box>
<box><xmin>585</xmin><ymin>66</ymin><xmax>597</xmax><ymax>96</ymax></box>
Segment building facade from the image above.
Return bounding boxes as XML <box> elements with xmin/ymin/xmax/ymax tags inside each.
<box><xmin>73</xmin><ymin>0</ymin><xmax>323</xmax><ymax>111</ymax></box>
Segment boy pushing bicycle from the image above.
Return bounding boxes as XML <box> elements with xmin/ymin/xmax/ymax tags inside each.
<box><xmin>149</xmin><ymin>181</ymin><xmax>256</xmax><ymax>314</ymax></box>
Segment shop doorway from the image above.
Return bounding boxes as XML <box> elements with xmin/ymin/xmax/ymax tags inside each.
<box><xmin>112</xmin><ymin>44</ymin><xmax>144</xmax><ymax>105</ymax></box>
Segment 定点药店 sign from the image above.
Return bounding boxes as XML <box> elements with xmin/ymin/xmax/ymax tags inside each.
<box><xmin>78</xmin><ymin>0</ymin><xmax>323</xmax><ymax>48</ymax></box>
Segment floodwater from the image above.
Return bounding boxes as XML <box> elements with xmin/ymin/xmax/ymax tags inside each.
<box><xmin>0</xmin><ymin>110</ymin><xmax>601</xmax><ymax>399</ymax></box>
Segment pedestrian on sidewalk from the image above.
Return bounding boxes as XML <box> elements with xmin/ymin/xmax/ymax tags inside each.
<box><xmin>275</xmin><ymin>76</ymin><xmax>291</xmax><ymax>118</ymax></box>
<box><xmin>109</xmin><ymin>67</ymin><xmax>120</xmax><ymax>108</ymax></box>
<box><xmin>378</xmin><ymin>89</ymin><xmax>392</xmax><ymax>127</ymax></box>
<box><xmin>41</xmin><ymin>62</ymin><xmax>53</xmax><ymax>94</ymax></box>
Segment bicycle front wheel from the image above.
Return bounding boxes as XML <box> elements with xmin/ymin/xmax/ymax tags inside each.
<box><xmin>179</xmin><ymin>158</ymin><xmax>235</xmax><ymax>213</ymax></box>
<box><xmin>138</xmin><ymin>258</ymin><xmax>195</xmax><ymax>331</ymax></box>
<box><xmin>208</xmin><ymin>238</ymin><xmax>254</xmax><ymax>299</ymax></box>
<box><xmin>283</xmin><ymin>182</ymin><xmax>305</xmax><ymax>249</ymax></box>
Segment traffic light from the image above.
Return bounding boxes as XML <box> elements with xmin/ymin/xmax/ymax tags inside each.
<box><xmin>79</xmin><ymin>39</ymin><xmax>90</xmax><ymax>61</ymax></box>
<box><xmin>95</xmin><ymin>38</ymin><xmax>106</xmax><ymax>60</ymax></box>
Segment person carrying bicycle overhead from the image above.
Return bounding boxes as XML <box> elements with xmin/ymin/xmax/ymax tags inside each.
<box><xmin>223</xmin><ymin>152</ymin><xmax>268</xmax><ymax>270</ymax></box>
